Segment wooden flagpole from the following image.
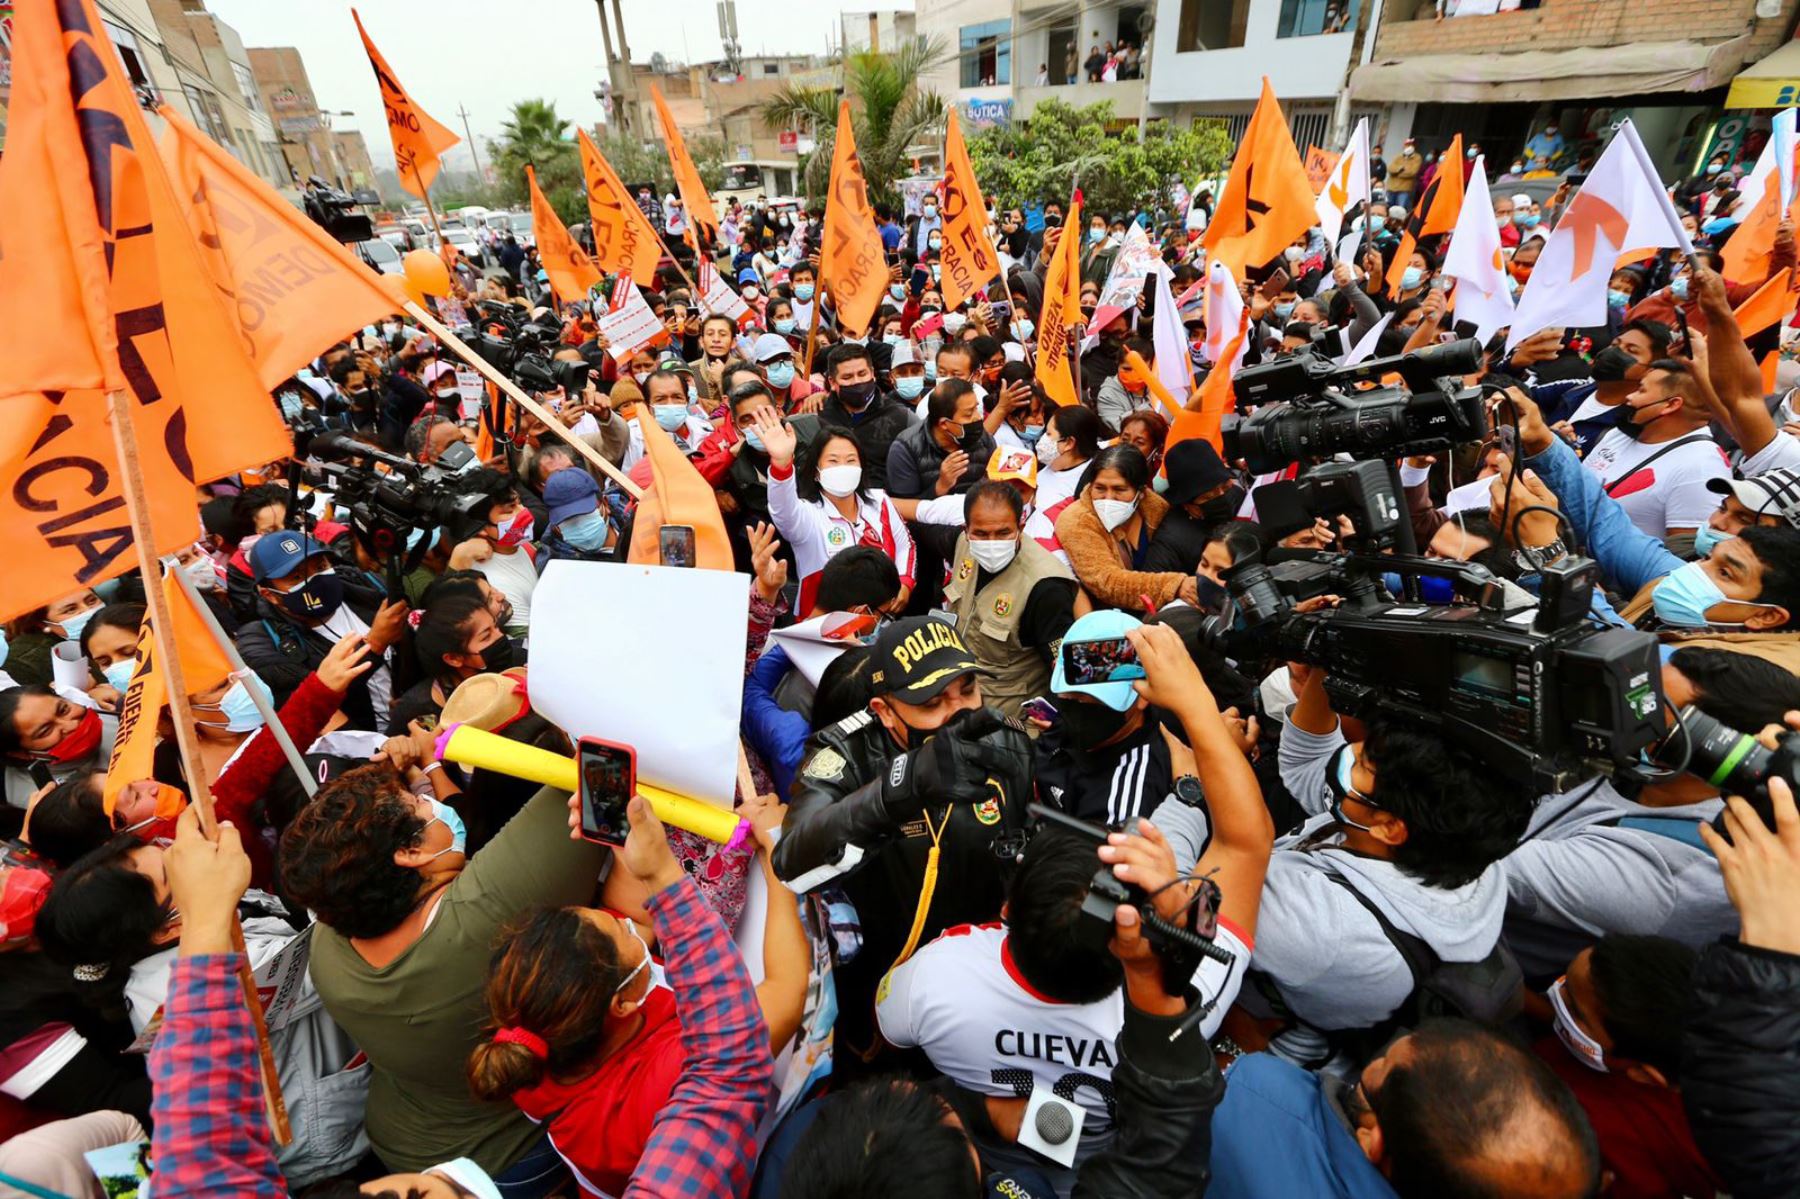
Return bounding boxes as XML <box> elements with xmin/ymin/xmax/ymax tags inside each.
<box><xmin>106</xmin><ymin>391</ymin><xmax>291</xmax><ymax>1145</ymax></box>
<box><xmin>801</xmin><ymin>286</ymin><xmax>825</xmax><ymax>379</ymax></box>
<box><xmin>403</xmin><ymin>301</ymin><xmax>645</xmax><ymax>500</ymax></box>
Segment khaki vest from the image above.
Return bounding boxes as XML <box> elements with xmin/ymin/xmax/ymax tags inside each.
<box><xmin>945</xmin><ymin>533</ymin><xmax>1074</xmax><ymax>719</ymax></box>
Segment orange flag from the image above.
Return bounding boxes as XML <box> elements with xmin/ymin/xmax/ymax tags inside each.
<box><xmin>353</xmin><ymin>8</ymin><xmax>460</xmax><ymax>199</ymax></box>
<box><xmin>1763</xmin><ymin>349</ymin><xmax>1782</xmax><ymax>395</ymax></box>
<box><xmin>625</xmin><ymin>409</ymin><xmax>732</xmax><ymax>570</ymax></box>
<box><xmin>160</xmin><ymin>105</ymin><xmax>405</xmax><ymax>389</ymax></box>
<box><xmin>0</xmin><ymin>0</ymin><xmax>291</xmax><ymax>620</ymax></box>
<box><xmin>1387</xmin><ymin>134</ymin><xmax>1465</xmax><ymax>296</ymax></box>
<box><xmin>937</xmin><ymin>108</ymin><xmax>1001</xmax><ymax>311</ymax></box>
<box><xmin>1203</xmin><ymin>78</ymin><xmax>1317</xmax><ymax>280</ymax></box>
<box><xmin>104</xmin><ymin>564</ymin><xmax>236</xmax><ymax>815</ymax></box>
<box><xmin>1037</xmin><ymin>192</ymin><xmax>1085</xmax><ymax>408</ymax></box>
<box><xmin>527</xmin><ymin>166</ymin><xmax>602</xmax><ymax>304</ymax></box>
<box><xmin>818</xmin><ymin>99</ymin><xmax>891</xmax><ymax>338</ymax></box>
<box><xmin>577</xmin><ymin>128</ymin><xmax>664</xmax><ymax>283</ymax></box>
<box><xmin>1733</xmin><ymin>267</ymin><xmax>1794</xmax><ymax>339</ymax></box>
<box><xmin>1167</xmin><ymin>309</ymin><xmax>1250</xmax><ymax>456</ymax></box>
<box><xmin>650</xmin><ymin>83</ymin><xmax>720</xmax><ymax>245</ymax></box>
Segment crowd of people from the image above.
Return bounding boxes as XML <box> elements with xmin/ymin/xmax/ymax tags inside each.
<box><xmin>2</xmin><ymin>111</ymin><xmax>1800</xmax><ymax>1199</ymax></box>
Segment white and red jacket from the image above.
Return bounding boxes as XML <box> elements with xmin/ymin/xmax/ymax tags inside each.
<box><xmin>768</xmin><ymin>462</ymin><xmax>916</xmax><ymax>614</ymax></box>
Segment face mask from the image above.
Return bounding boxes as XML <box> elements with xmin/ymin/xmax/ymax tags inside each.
<box><xmin>1272</xmin><ymin>301</ymin><xmax>1295</xmax><ymax>321</ymax></box>
<box><xmin>819</xmin><ymin>464</ymin><xmax>863</xmax><ymax>497</ymax></box>
<box><xmin>743</xmin><ymin>285</ymin><xmax>761</xmax><ymax>300</ymax></box>
<box><xmin>1607</xmin><ymin>288</ymin><xmax>1631</xmax><ymax>312</ymax></box>
<box><xmin>1522</xmin><ymin>213</ymin><xmax>1541</xmax><ymax>229</ymax></box>
<box><xmin>1510</xmin><ymin>163</ymin><xmax>1525</xmax><ymax>175</ymax></box>
<box><xmin>923</xmin><ymin>359</ymin><xmax>938</xmax><ymax>381</ymax></box>
<box><xmin>194</xmin><ymin>676</ymin><xmax>271</xmax><ymax>734</ymax></box>
<box><xmin>273</xmin><ymin>570</ymin><xmax>345</xmax><ymax>621</ymax></box>
<box><xmin>104</xmin><ymin>658</ymin><xmax>138</xmax><ymax>692</ymax></box>
<box><xmin>653</xmin><ymin>403</ymin><xmax>689</xmax><ymax>432</ymax></box>
<box><xmin>1093</xmin><ymin>496</ymin><xmax>1139</xmax><ymax>531</ymax></box>
<box><xmin>928</xmin><ymin>237</ymin><xmax>943</xmax><ymax>251</ymax></box>
<box><xmin>795</xmin><ymin>283</ymin><xmax>815</xmax><ymax>302</ymax></box>
<box><xmin>970</xmin><ymin>537</ymin><xmax>1019</xmax><ymax>573</ymax></box>
<box><xmin>1060</xmin><ymin>698</ymin><xmax>1134</xmax><ymax>751</ymax></box>
<box><xmin>424</xmin><ymin>797</ymin><xmax>467</xmax><ymax>859</ymax></box>
<box><xmin>766</xmin><ymin>362</ymin><xmax>796</xmax><ymax>388</ymax></box>
<box><xmin>1705</xmin><ymin>162</ymin><xmax>1723</xmax><ymax>175</ymax></box>
<box><xmin>1325</xmin><ymin>745</ymin><xmax>1378</xmax><ymax>833</ymax></box>
<box><xmin>54</xmin><ymin>606</ymin><xmax>98</xmax><ymax>642</ymax></box>
<box><xmin>1652</xmin><ymin>560</ymin><xmax>1740</xmax><ymax>627</ymax></box>
<box><xmin>1284</xmin><ymin>245</ymin><xmax>1304</xmax><ymax>264</ymax></box>
<box><xmin>1012</xmin><ymin>318</ymin><xmax>1034</xmax><ymax>341</ymax></box>
<box><xmin>43</xmin><ymin>708</ymin><xmax>103</xmax><ymax>764</ymax></box>
<box><xmin>480</xmin><ymin>635</ymin><xmax>519</xmax><ymax>672</ymax></box>
<box><xmin>1670</xmin><ymin>276</ymin><xmax>1690</xmax><ymax>301</ymax></box>
<box><xmin>1590</xmin><ymin>344</ymin><xmax>1638</xmax><ymax>382</ymax></box>
<box><xmin>1691</xmin><ymin>524</ymin><xmax>1731</xmax><ymax>560</ymax></box>
<box><xmin>774</xmin><ymin>318</ymin><xmax>797</xmax><ymax>335</ymax></box>
<box><xmin>1036</xmin><ymin>431</ymin><xmax>1061</xmax><ymax>466</ymax></box>
<box><xmin>743</xmin><ymin>426</ymin><xmax>768</xmax><ymax>453</ymax></box>
<box><xmin>890</xmin><ymin>284</ymin><xmax>906</xmax><ymax>302</ymax></box>
<box><xmin>1368</xmin><ymin>215</ymin><xmax>1387</xmax><ymax>233</ymax></box>
<box><xmin>1548</xmin><ymin>977</ymin><xmax>1608</xmax><ymax>1072</ymax></box>
<box><xmin>495</xmin><ymin>510</ymin><xmax>535</xmax><ymax>549</ymax></box>
<box><xmin>632</xmin><ymin>371</ymin><xmax>652</xmax><ymax>386</ymax></box>
<box><xmin>1400</xmin><ymin>267</ymin><xmax>1424</xmax><ymax>291</ymax></box>
<box><xmin>942</xmin><ymin>313</ymin><xmax>967</xmax><ymax>335</ymax></box>
<box><xmin>560</xmin><ymin>511</ymin><xmax>610</xmax><ymax>552</ymax></box>
<box><xmin>924</xmin><ymin>205</ymin><xmax>938</xmax><ymax>219</ymax></box>
<box><xmin>837</xmin><ymin>380</ymin><xmax>877</xmax><ymax>411</ymax></box>
<box><xmin>1087</xmin><ymin>228</ymin><xmax>1105</xmax><ymax>245</ymax></box>
<box><xmin>895</xmin><ymin>375</ymin><xmax>926</xmax><ymax>399</ymax></box>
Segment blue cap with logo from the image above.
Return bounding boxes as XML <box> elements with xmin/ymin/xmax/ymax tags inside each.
<box><xmin>249</xmin><ymin>531</ymin><xmax>328</xmax><ymax>583</ymax></box>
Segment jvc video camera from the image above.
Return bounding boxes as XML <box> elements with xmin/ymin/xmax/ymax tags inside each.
<box><xmin>1225</xmin><ymin>339</ymin><xmax>1487</xmax><ymax>473</ymax></box>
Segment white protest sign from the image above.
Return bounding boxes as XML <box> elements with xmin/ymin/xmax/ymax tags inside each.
<box><xmin>701</xmin><ymin>269</ymin><xmax>754</xmax><ymax>327</ymax></box>
<box><xmin>597</xmin><ymin>283</ymin><xmax>671</xmax><ymax>362</ymax></box>
<box><xmin>768</xmin><ymin>612</ymin><xmax>874</xmax><ymax>687</ymax></box>
<box><xmin>529</xmin><ymin>561</ymin><xmax>748</xmax><ymax>805</ymax></box>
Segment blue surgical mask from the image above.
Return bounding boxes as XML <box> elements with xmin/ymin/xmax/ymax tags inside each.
<box><xmin>194</xmin><ymin>675</ymin><xmax>273</xmax><ymax>734</ymax></box>
<box><xmin>1705</xmin><ymin>162</ymin><xmax>1724</xmax><ymax>175</ymax></box>
<box><xmin>1608</xmin><ymin>288</ymin><xmax>1631</xmax><ymax>311</ymax></box>
<box><xmin>1691</xmin><ymin>524</ymin><xmax>1730</xmax><ymax>559</ymax></box>
<box><xmin>765</xmin><ymin>362</ymin><xmax>796</xmax><ymax>389</ymax></box>
<box><xmin>1022</xmin><ymin>424</ymin><xmax>1044</xmax><ymax>443</ymax></box>
<box><xmin>774</xmin><ymin>318</ymin><xmax>797</xmax><ymax>335</ymax></box>
<box><xmin>1012</xmin><ymin>318</ymin><xmax>1034</xmax><ymax>341</ymax></box>
<box><xmin>883</xmin><ymin>333</ymin><xmax>903</xmax><ymax>346</ymax></box>
<box><xmin>889</xmin><ymin>284</ymin><xmax>906</xmax><ymax>301</ymax></box>
<box><xmin>1326</xmin><ymin>745</ymin><xmax>1378</xmax><ymax>833</ymax></box>
<box><xmin>1522</xmin><ymin>213</ymin><xmax>1541</xmax><ymax>229</ymax></box>
<box><xmin>104</xmin><ymin>658</ymin><xmax>138</xmax><ymax>692</ymax></box>
<box><xmin>1652</xmin><ymin>560</ymin><xmax>1740</xmax><ymax>627</ymax></box>
<box><xmin>1400</xmin><ymin>267</ymin><xmax>1424</xmax><ymax>291</ymax></box>
<box><xmin>744</xmin><ymin>426</ymin><xmax>767</xmax><ymax>453</ymax></box>
<box><xmin>795</xmin><ymin>283</ymin><xmax>815</xmax><ymax>302</ymax></box>
<box><xmin>560</xmin><ymin>511</ymin><xmax>610</xmax><ymax>552</ymax></box>
<box><xmin>1368</xmin><ymin>215</ymin><xmax>1387</xmax><ymax>233</ymax></box>
<box><xmin>54</xmin><ymin>607</ymin><xmax>98</xmax><ymax>642</ymax></box>
<box><xmin>895</xmin><ymin>375</ymin><xmax>926</xmax><ymax>399</ymax></box>
<box><xmin>425</xmin><ymin>797</ymin><xmax>467</xmax><ymax>858</ymax></box>
<box><xmin>1273</xmin><ymin>301</ymin><xmax>1295</xmax><ymax>321</ymax></box>
<box><xmin>1670</xmin><ymin>276</ymin><xmax>1690</xmax><ymax>301</ymax></box>
<box><xmin>653</xmin><ymin>403</ymin><xmax>688</xmax><ymax>431</ymax></box>
<box><xmin>924</xmin><ymin>359</ymin><xmax>938</xmax><ymax>381</ymax></box>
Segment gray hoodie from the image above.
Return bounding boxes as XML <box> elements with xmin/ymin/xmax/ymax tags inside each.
<box><xmin>1259</xmin><ymin>721</ymin><xmax>1508</xmax><ymax>1055</ymax></box>
<box><xmin>1503</xmin><ymin>779</ymin><xmax>1731</xmax><ymax>978</ymax></box>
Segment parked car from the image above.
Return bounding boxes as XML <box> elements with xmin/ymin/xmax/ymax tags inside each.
<box><xmin>353</xmin><ymin>236</ymin><xmax>405</xmax><ymax>275</ymax></box>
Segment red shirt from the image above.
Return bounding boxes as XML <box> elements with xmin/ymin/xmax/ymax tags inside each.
<box><xmin>1533</xmin><ymin>1036</ymin><xmax>1720</xmax><ymax>1199</ymax></box>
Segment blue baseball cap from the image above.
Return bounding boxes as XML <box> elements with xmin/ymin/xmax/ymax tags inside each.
<box><xmin>1051</xmin><ymin>609</ymin><xmax>1145</xmax><ymax>712</ymax></box>
<box><xmin>249</xmin><ymin>531</ymin><xmax>329</xmax><ymax>583</ymax></box>
<box><xmin>738</xmin><ymin>267</ymin><xmax>760</xmax><ymax>285</ymax></box>
<box><xmin>543</xmin><ymin>467</ymin><xmax>600</xmax><ymax>529</ymax></box>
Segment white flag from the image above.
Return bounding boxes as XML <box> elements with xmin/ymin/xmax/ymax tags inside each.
<box><xmin>1506</xmin><ymin>120</ymin><xmax>1693</xmax><ymax>350</ymax></box>
<box><xmin>1148</xmin><ymin>261</ymin><xmax>1191</xmax><ymax>410</ymax></box>
<box><xmin>1202</xmin><ymin>259</ymin><xmax>1246</xmax><ymax>374</ymax></box>
<box><xmin>1316</xmin><ymin>118</ymin><xmax>1372</xmax><ymax>254</ymax></box>
<box><xmin>1444</xmin><ymin>157</ymin><xmax>1515</xmax><ymax>346</ymax></box>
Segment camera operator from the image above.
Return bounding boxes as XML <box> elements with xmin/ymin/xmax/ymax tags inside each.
<box><xmin>772</xmin><ymin>616</ymin><xmax>1034</xmax><ymax>1069</ymax></box>
<box><xmin>874</xmin><ymin>622</ymin><xmax>1267</xmax><ymax>1188</ymax></box>
<box><xmin>1247</xmin><ymin>659</ymin><xmax>1533</xmax><ymax>1065</ymax></box>
<box><xmin>446</xmin><ymin>468</ymin><xmax>541</xmax><ymax>638</ymax></box>
<box><xmin>235</xmin><ymin>532</ymin><xmax>406</xmax><ymax>732</ymax></box>
<box><xmin>769</xmin><ymin>880</ymin><xmax>1227</xmax><ymax>1199</ymax></box>
<box><xmin>1501</xmin><ymin>646</ymin><xmax>1800</xmax><ymax>978</ymax></box>
<box><xmin>1501</xmin><ymin>388</ymin><xmax>1800</xmax><ymax>657</ymax></box>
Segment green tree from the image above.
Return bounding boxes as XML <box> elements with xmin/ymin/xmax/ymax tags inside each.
<box><xmin>487</xmin><ymin>98</ymin><xmax>583</xmax><ymax>223</ymax></box>
<box><xmin>758</xmin><ymin>38</ymin><xmax>950</xmax><ymax>208</ymax></box>
<box><xmin>967</xmin><ymin>99</ymin><xmax>1233</xmax><ymax>219</ymax></box>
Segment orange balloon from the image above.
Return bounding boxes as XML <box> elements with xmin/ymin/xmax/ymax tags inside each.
<box><xmin>403</xmin><ymin>248</ymin><xmax>451</xmax><ymax>298</ymax></box>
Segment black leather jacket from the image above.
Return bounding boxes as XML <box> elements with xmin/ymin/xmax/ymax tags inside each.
<box><xmin>1682</xmin><ymin>938</ymin><xmax>1800</xmax><ymax>1198</ymax></box>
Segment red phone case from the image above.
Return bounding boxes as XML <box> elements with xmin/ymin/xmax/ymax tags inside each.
<box><xmin>578</xmin><ymin>736</ymin><xmax>636</xmax><ymax>845</ymax></box>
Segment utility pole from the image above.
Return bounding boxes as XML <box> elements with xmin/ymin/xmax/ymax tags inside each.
<box><xmin>1136</xmin><ymin>10</ymin><xmax>1154</xmax><ymax>133</ymax></box>
<box><xmin>457</xmin><ymin>104</ymin><xmax>484</xmax><ymax>183</ymax></box>
<box><xmin>1329</xmin><ymin>0</ymin><xmax>1381</xmax><ymax>148</ymax></box>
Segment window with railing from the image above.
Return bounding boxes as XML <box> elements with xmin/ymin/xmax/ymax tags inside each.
<box><xmin>960</xmin><ymin>19</ymin><xmax>1011</xmax><ymax>87</ymax></box>
<box><xmin>1176</xmin><ymin>0</ymin><xmax>1250</xmax><ymax>51</ymax></box>
<box><xmin>1278</xmin><ymin>0</ymin><xmax>1358</xmax><ymax>37</ymax></box>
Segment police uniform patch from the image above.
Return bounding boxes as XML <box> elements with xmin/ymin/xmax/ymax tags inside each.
<box><xmin>827</xmin><ymin>526</ymin><xmax>849</xmax><ymax>547</ymax></box>
<box><xmin>802</xmin><ymin>746</ymin><xmax>847</xmax><ymax>781</ymax></box>
<box><xmin>876</xmin><ymin>972</ymin><xmax>893</xmax><ymax>1005</ymax></box>
<box><xmin>974</xmin><ymin>797</ymin><xmax>1002</xmax><ymax>825</ymax></box>
<box><xmin>957</xmin><ymin>558</ymin><xmax>974</xmax><ymax>580</ymax></box>
<box><xmin>992</xmin><ymin>593</ymin><xmax>1013</xmax><ymax>618</ymax></box>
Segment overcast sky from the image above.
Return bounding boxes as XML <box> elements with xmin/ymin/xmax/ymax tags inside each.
<box><xmin>206</xmin><ymin>0</ymin><xmax>858</xmax><ymax>173</ymax></box>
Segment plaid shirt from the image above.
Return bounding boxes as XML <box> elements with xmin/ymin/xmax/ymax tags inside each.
<box><xmin>148</xmin><ymin>953</ymin><xmax>284</xmax><ymax>1198</ymax></box>
<box><xmin>625</xmin><ymin>876</ymin><xmax>773</xmax><ymax>1198</ymax></box>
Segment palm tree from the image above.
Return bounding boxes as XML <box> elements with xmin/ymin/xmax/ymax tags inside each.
<box><xmin>494</xmin><ymin>99</ymin><xmax>571</xmax><ymax>167</ymax></box>
<box><xmin>488</xmin><ymin>98</ymin><xmax>580</xmax><ymax>217</ymax></box>
<box><xmin>759</xmin><ymin>37</ymin><xmax>950</xmax><ymax>208</ymax></box>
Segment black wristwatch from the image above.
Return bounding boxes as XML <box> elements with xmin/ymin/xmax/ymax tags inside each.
<box><xmin>1172</xmin><ymin>774</ymin><xmax>1205</xmax><ymax>808</ymax></box>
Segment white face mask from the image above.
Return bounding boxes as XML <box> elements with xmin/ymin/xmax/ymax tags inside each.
<box><xmin>1548</xmin><ymin>976</ymin><xmax>1608</xmax><ymax>1073</ymax></box>
<box><xmin>427</xmin><ymin>1157</ymin><xmax>503</xmax><ymax>1199</ymax></box>
<box><xmin>1036</xmin><ymin>431</ymin><xmax>1061</xmax><ymax>466</ymax></box>
<box><xmin>969</xmin><ymin>537</ymin><xmax>1019</xmax><ymax>573</ymax></box>
<box><xmin>818</xmin><ymin>464</ymin><xmax>863</xmax><ymax>498</ymax></box>
<box><xmin>1093</xmin><ymin>496</ymin><xmax>1139</xmax><ymax>531</ymax></box>
<box><xmin>183</xmin><ymin>555</ymin><xmax>219</xmax><ymax>592</ymax></box>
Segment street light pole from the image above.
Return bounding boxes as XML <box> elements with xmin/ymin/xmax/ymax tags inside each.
<box><xmin>458</xmin><ymin>104</ymin><xmax>484</xmax><ymax>182</ymax></box>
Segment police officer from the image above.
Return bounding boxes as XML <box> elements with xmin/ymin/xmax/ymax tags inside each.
<box><xmin>773</xmin><ymin>615</ymin><xmax>1035</xmax><ymax>1065</ymax></box>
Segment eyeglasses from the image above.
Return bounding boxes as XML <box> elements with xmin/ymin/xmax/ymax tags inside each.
<box><xmin>614</xmin><ymin>919</ymin><xmax>651</xmax><ymax>1000</ymax></box>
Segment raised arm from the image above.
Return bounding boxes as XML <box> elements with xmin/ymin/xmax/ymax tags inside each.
<box><xmin>1693</xmin><ymin>263</ymin><xmax>1781</xmax><ymax>457</ymax></box>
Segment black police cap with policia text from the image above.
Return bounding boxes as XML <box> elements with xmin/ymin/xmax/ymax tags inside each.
<box><xmin>868</xmin><ymin>616</ymin><xmax>991</xmax><ymax>704</ymax></box>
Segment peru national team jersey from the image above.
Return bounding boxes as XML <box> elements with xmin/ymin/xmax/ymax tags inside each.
<box><xmin>875</xmin><ymin>920</ymin><xmax>1251</xmax><ymax>1133</ymax></box>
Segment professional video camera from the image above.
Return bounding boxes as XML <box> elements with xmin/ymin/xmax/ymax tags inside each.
<box><xmin>295</xmin><ymin>429</ymin><xmax>493</xmax><ymax>596</ymax></box>
<box><xmin>1203</xmin><ymin>472</ymin><xmax>1666</xmax><ymax>792</ymax></box>
<box><xmin>300</xmin><ymin>175</ymin><xmax>374</xmax><ymax>244</ymax></box>
<box><xmin>465</xmin><ymin>302</ymin><xmax>593</xmax><ymax>396</ymax></box>
<box><xmin>1645</xmin><ymin>707</ymin><xmax>1800</xmax><ymax>832</ymax></box>
<box><xmin>1224</xmin><ymin>339</ymin><xmax>1487</xmax><ymax>474</ymax></box>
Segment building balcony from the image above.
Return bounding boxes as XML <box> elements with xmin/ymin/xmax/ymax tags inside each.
<box><xmin>1015</xmin><ymin>77</ymin><xmax>1146</xmax><ymax>119</ymax></box>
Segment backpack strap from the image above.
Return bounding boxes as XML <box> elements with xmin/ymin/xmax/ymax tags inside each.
<box><xmin>1601</xmin><ymin>433</ymin><xmax>1712</xmax><ymax>497</ymax></box>
<box><xmin>1323</xmin><ymin>870</ymin><xmax>1438</xmax><ymax>993</ymax></box>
